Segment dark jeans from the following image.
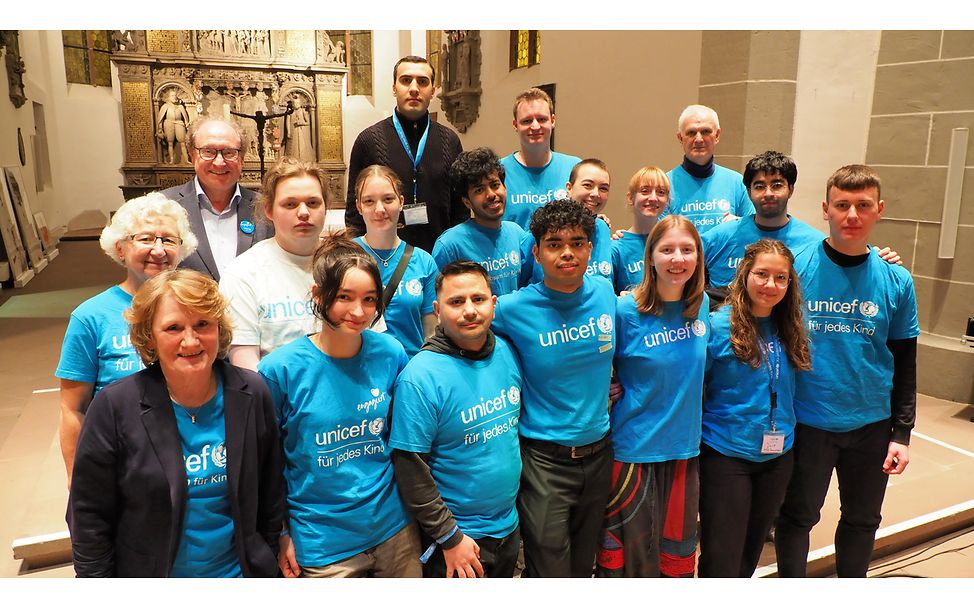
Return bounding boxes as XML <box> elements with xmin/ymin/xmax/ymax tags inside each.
<box><xmin>774</xmin><ymin>420</ymin><xmax>891</xmax><ymax>577</ymax></box>
<box><xmin>517</xmin><ymin>437</ymin><xmax>613</xmax><ymax>577</ymax></box>
<box><xmin>422</xmin><ymin>527</ymin><xmax>521</xmax><ymax>578</ymax></box>
<box><xmin>698</xmin><ymin>443</ymin><xmax>794</xmax><ymax>578</ymax></box>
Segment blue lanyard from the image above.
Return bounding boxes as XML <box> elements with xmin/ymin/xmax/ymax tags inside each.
<box><xmin>391</xmin><ymin>112</ymin><xmax>429</xmax><ymax>204</ymax></box>
<box><xmin>757</xmin><ymin>333</ymin><xmax>781</xmax><ymax>431</ymax></box>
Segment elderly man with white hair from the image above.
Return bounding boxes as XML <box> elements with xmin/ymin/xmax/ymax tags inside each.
<box><xmin>661</xmin><ymin>104</ymin><xmax>753</xmax><ymax>235</ymax></box>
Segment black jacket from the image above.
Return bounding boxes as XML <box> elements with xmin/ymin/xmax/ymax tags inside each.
<box><xmin>68</xmin><ymin>360</ymin><xmax>286</xmax><ymax>577</ymax></box>
<box><xmin>344</xmin><ymin>114</ymin><xmax>465</xmax><ymax>253</ymax></box>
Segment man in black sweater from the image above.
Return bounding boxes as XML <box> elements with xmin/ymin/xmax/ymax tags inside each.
<box><xmin>344</xmin><ymin>55</ymin><xmax>465</xmax><ymax>253</ymax></box>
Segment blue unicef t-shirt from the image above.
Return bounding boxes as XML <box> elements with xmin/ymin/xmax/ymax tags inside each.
<box><xmin>431</xmin><ymin>220</ymin><xmax>526</xmax><ymax>296</ymax></box>
<box><xmin>519</xmin><ymin>217</ymin><xmax>613</xmax><ymax>286</ymax></box>
<box><xmin>664</xmin><ymin>164</ymin><xmax>753</xmax><ymax>234</ymax></box>
<box><xmin>612</xmin><ymin>294</ymin><xmax>710</xmax><ymax>462</ymax></box>
<box><xmin>702</xmin><ymin>215</ymin><xmax>824</xmax><ymax>287</ymax></box>
<box><xmin>355</xmin><ymin>237</ymin><xmax>437</xmax><ymax>357</ymax></box>
<box><xmin>56</xmin><ymin>286</ymin><xmax>144</xmax><ymax>398</ymax></box>
<box><xmin>170</xmin><ymin>379</ymin><xmax>242</xmax><ymax>578</ymax></box>
<box><xmin>492</xmin><ymin>275</ymin><xmax>616</xmax><ymax>445</ymax></box>
<box><xmin>611</xmin><ymin>231</ymin><xmax>648</xmax><ymax>294</ymax></box>
<box><xmin>389</xmin><ymin>337</ymin><xmax>523</xmax><ymax>539</ymax></box>
<box><xmin>500</xmin><ymin>151</ymin><xmax>580</xmax><ymax>230</ymax></box>
<box><xmin>792</xmin><ymin>243</ymin><xmax>919</xmax><ymax>432</ymax></box>
<box><xmin>257</xmin><ymin>331</ymin><xmax>411</xmax><ymax>567</ymax></box>
<box><xmin>703</xmin><ymin>307</ymin><xmax>797</xmax><ymax>462</ymax></box>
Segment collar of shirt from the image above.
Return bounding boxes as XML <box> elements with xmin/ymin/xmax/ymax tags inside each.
<box><xmin>194</xmin><ymin>177</ymin><xmax>242</xmax><ymax>217</ymax></box>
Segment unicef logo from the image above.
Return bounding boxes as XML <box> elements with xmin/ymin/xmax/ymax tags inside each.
<box><xmin>692</xmin><ymin>320</ymin><xmax>707</xmax><ymax>337</ymax></box>
<box><xmin>597</xmin><ymin>314</ymin><xmax>613</xmax><ymax>334</ymax></box>
<box><xmin>859</xmin><ymin>301</ymin><xmax>880</xmax><ymax>318</ymax></box>
<box><xmin>509</xmin><ymin>250</ymin><xmax>520</xmax><ymax>265</ymax></box>
<box><xmin>717</xmin><ymin>199</ymin><xmax>731</xmax><ymax>212</ymax></box>
<box><xmin>368</xmin><ymin>418</ymin><xmax>385</xmax><ymax>436</ymax></box>
<box><xmin>507</xmin><ymin>386</ymin><xmax>521</xmax><ymax>405</ymax></box>
<box><xmin>599</xmin><ymin>261</ymin><xmax>612</xmax><ymax>276</ymax></box>
<box><xmin>211</xmin><ymin>442</ymin><xmax>227</xmax><ymax>468</ymax></box>
<box><xmin>554</xmin><ymin>188</ymin><xmax>567</xmax><ymax>199</ymax></box>
<box><xmin>405</xmin><ymin>279</ymin><xmax>423</xmax><ymax>296</ymax></box>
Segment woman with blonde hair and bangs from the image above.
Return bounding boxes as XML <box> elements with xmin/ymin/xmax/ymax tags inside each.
<box><xmin>698</xmin><ymin>238</ymin><xmax>810</xmax><ymax>577</ymax></box>
<box><xmin>68</xmin><ymin>269</ymin><xmax>286</xmax><ymax>577</ymax></box>
<box><xmin>597</xmin><ymin>214</ymin><xmax>709</xmax><ymax>578</ymax></box>
<box><xmin>610</xmin><ymin>166</ymin><xmax>670</xmax><ymax>294</ymax></box>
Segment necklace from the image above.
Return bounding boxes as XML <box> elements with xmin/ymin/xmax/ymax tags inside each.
<box><xmin>361</xmin><ymin>236</ymin><xmax>399</xmax><ymax>267</ymax></box>
<box><xmin>170</xmin><ymin>374</ymin><xmax>217</xmax><ymax>424</ymax></box>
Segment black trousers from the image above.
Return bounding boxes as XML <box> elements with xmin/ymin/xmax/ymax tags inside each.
<box><xmin>516</xmin><ymin>437</ymin><xmax>613</xmax><ymax>577</ymax></box>
<box><xmin>421</xmin><ymin>527</ymin><xmax>522</xmax><ymax>578</ymax></box>
<box><xmin>698</xmin><ymin>443</ymin><xmax>794</xmax><ymax>578</ymax></box>
<box><xmin>774</xmin><ymin>420</ymin><xmax>891</xmax><ymax>577</ymax></box>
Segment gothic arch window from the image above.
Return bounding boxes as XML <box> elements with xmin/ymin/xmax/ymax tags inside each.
<box><xmin>509</xmin><ymin>30</ymin><xmax>540</xmax><ymax>71</ymax></box>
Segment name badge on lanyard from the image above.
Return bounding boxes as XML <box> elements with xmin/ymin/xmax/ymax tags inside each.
<box><xmin>759</xmin><ymin>334</ymin><xmax>785</xmax><ymax>455</ymax></box>
<box><xmin>392</xmin><ymin>113</ymin><xmax>430</xmax><ymax>226</ymax></box>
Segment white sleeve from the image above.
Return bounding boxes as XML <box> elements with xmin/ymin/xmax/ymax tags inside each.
<box><xmin>220</xmin><ymin>262</ymin><xmax>261</xmax><ymax>347</ymax></box>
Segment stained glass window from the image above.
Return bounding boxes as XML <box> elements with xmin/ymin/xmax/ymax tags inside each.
<box><xmin>509</xmin><ymin>30</ymin><xmax>540</xmax><ymax>71</ymax></box>
<box><xmin>347</xmin><ymin>30</ymin><xmax>373</xmax><ymax>96</ymax></box>
<box><xmin>62</xmin><ymin>30</ymin><xmax>112</xmax><ymax>87</ymax></box>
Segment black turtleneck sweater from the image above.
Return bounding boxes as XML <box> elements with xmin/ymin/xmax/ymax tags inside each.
<box><xmin>345</xmin><ymin>110</ymin><xmax>465</xmax><ymax>253</ymax></box>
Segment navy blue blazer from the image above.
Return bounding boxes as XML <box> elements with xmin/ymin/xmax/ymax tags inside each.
<box><xmin>68</xmin><ymin>360</ymin><xmax>286</xmax><ymax>577</ymax></box>
<box><xmin>160</xmin><ymin>180</ymin><xmax>273</xmax><ymax>282</ymax></box>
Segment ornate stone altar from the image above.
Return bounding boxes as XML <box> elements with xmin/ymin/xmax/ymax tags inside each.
<box><xmin>112</xmin><ymin>30</ymin><xmax>348</xmax><ymax>204</ymax></box>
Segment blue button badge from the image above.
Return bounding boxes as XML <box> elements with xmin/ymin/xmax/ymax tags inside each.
<box><xmin>239</xmin><ymin>219</ymin><xmax>255</xmax><ymax>235</ymax></box>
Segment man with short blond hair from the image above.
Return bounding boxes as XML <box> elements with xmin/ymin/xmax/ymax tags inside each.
<box><xmin>500</xmin><ymin>87</ymin><xmax>580</xmax><ymax>230</ymax></box>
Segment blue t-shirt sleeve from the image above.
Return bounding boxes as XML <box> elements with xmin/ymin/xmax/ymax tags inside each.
<box><xmin>889</xmin><ymin>272</ymin><xmax>920</xmax><ymax>340</ymax></box>
<box><xmin>256</xmin><ymin>362</ymin><xmax>285</xmax><ymax>423</ymax></box>
<box><xmin>420</xmin><ymin>256</ymin><xmax>437</xmax><ymax>315</ymax></box>
<box><xmin>518</xmin><ymin>232</ymin><xmax>537</xmax><ymax>287</ymax></box>
<box><xmin>735</xmin><ymin>181</ymin><xmax>753</xmax><ymax>217</ymax></box>
<box><xmin>56</xmin><ymin>313</ymin><xmax>99</xmax><ymax>383</ymax></box>
<box><xmin>389</xmin><ymin>378</ymin><xmax>437</xmax><ymax>453</ymax></box>
<box><xmin>431</xmin><ymin>237</ymin><xmax>451</xmax><ymax>270</ymax></box>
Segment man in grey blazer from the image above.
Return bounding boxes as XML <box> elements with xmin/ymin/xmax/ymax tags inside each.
<box><xmin>160</xmin><ymin>117</ymin><xmax>272</xmax><ymax>282</ymax></box>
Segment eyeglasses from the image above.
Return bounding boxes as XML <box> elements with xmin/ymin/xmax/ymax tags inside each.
<box><xmin>127</xmin><ymin>233</ymin><xmax>182</xmax><ymax>249</ymax></box>
<box><xmin>195</xmin><ymin>147</ymin><xmax>240</xmax><ymax>161</ymax></box>
<box><xmin>749</xmin><ymin>269</ymin><xmax>791</xmax><ymax>288</ymax></box>
<box><xmin>750</xmin><ymin>181</ymin><xmax>789</xmax><ymax>194</ymax></box>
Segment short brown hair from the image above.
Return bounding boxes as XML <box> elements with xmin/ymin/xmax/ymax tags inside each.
<box><xmin>512</xmin><ymin>87</ymin><xmax>554</xmax><ymax>119</ymax></box>
<box><xmin>569</xmin><ymin>158</ymin><xmax>609</xmax><ymax>185</ymax></box>
<box><xmin>255</xmin><ymin>156</ymin><xmax>328</xmax><ymax>225</ymax></box>
<box><xmin>393</xmin><ymin>55</ymin><xmax>435</xmax><ymax>83</ymax></box>
<box><xmin>826</xmin><ymin>164</ymin><xmax>881</xmax><ymax>201</ymax></box>
<box><xmin>310</xmin><ymin>231</ymin><xmax>384</xmax><ymax>329</ymax></box>
<box><xmin>125</xmin><ymin>269</ymin><xmax>233</xmax><ymax>365</ymax></box>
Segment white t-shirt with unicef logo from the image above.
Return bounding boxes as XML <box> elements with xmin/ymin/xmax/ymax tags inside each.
<box><xmin>663</xmin><ymin>164</ymin><xmax>753</xmax><ymax>234</ymax></box>
<box><xmin>792</xmin><ymin>243</ymin><xmax>919</xmax><ymax>432</ymax></box>
<box><xmin>519</xmin><ymin>216</ymin><xmax>614</xmax><ymax>287</ymax></box>
<box><xmin>389</xmin><ymin>337</ymin><xmax>523</xmax><ymax>540</ymax></box>
<box><xmin>355</xmin><ymin>237</ymin><xmax>437</xmax><ymax>358</ymax></box>
<box><xmin>431</xmin><ymin>220</ymin><xmax>526</xmax><ymax>296</ymax></box>
<box><xmin>219</xmin><ymin>238</ymin><xmax>318</xmax><ymax>358</ymax></box>
<box><xmin>257</xmin><ymin>331</ymin><xmax>411</xmax><ymax>567</ymax></box>
<box><xmin>611</xmin><ymin>294</ymin><xmax>710</xmax><ymax>463</ymax></box>
<box><xmin>170</xmin><ymin>379</ymin><xmax>242</xmax><ymax>578</ymax></box>
<box><xmin>492</xmin><ymin>275</ymin><xmax>616</xmax><ymax>446</ymax></box>
<box><xmin>500</xmin><ymin>151</ymin><xmax>580</xmax><ymax>230</ymax></box>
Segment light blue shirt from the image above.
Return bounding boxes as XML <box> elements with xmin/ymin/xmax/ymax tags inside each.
<box><xmin>492</xmin><ymin>276</ymin><xmax>616</xmax><ymax>445</ymax></box>
<box><xmin>257</xmin><ymin>331</ymin><xmax>411</xmax><ymax>567</ymax></box>
<box><xmin>500</xmin><ymin>151</ymin><xmax>580</xmax><ymax>230</ymax></box>
<box><xmin>792</xmin><ymin>243</ymin><xmax>919</xmax><ymax>432</ymax></box>
<box><xmin>431</xmin><ymin>220</ymin><xmax>526</xmax><ymax>296</ymax></box>
<box><xmin>519</xmin><ymin>216</ymin><xmax>614</xmax><ymax>286</ymax></box>
<box><xmin>664</xmin><ymin>164</ymin><xmax>753</xmax><ymax>234</ymax></box>
<box><xmin>56</xmin><ymin>285</ymin><xmax>144</xmax><ymax>399</ymax></box>
<box><xmin>611</xmin><ymin>294</ymin><xmax>710</xmax><ymax>462</ymax></box>
<box><xmin>390</xmin><ymin>338</ymin><xmax>523</xmax><ymax>539</ymax></box>
<box><xmin>610</xmin><ymin>231</ymin><xmax>648</xmax><ymax>294</ymax></box>
<box><xmin>170</xmin><ymin>378</ymin><xmax>242</xmax><ymax>578</ymax></box>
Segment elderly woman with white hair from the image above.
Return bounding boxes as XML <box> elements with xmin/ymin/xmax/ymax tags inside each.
<box><xmin>55</xmin><ymin>192</ymin><xmax>198</xmax><ymax>486</ymax></box>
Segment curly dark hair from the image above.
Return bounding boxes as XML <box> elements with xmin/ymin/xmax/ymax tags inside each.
<box><xmin>449</xmin><ymin>147</ymin><xmax>505</xmax><ymax>200</ymax></box>
<box><xmin>742</xmin><ymin>150</ymin><xmax>798</xmax><ymax>189</ymax></box>
<box><xmin>724</xmin><ymin>238</ymin><xmax>811</xmax><ymax>371</ymax></box>
<box><xmin>528</xmin><ymin>198</ymin><xmax>595</xmax><ymax>243</ymax></box>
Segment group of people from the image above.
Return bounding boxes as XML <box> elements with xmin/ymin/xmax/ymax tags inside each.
<box><xmin>56</xmin><ymin>54</ymin><xmax>918</xmax><ymax>579</ymax></box>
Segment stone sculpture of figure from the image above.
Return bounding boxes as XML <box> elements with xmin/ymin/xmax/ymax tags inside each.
<box><xmin>285</xmin><ymin>97</ymin><xmax>314</xmax><ymax>162</ymax></box>
<box><xmin>156</xmin><ymin>89</ymin><xmax>190</xmax><ymax>164</ymax></box>
<box><xmin>335</xmin><ymin>41</ymin><xmax>345</xmax><ymax>65</ymax></box>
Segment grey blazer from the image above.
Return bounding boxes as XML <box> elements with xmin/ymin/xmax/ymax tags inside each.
<box><xmin>159</xmin><ymin>180</ymin><xmax>273</xmax><ymax>282</ymax></box>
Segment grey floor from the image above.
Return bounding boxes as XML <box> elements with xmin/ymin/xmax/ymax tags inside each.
<box><xmin>1</xmin><ymin>240</ymin><xmax>972</xmax><ymax>578</ymax></box>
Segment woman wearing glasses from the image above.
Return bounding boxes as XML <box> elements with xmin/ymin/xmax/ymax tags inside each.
<box><xmin>220</xmin><ymin>157</ymin><xmax>328</xmax><ymax>370</ymax></box>
<box><xmin>56</xmin><ymin>192</ymin><xmax>199</xmax><ymax>486</ymax></box>
<box><xmin>697</xmin><ymin>238</ymin><xmax>811</xmax><ymax>577</ymax></box>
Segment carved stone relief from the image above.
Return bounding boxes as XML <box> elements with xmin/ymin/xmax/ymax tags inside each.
<box><xmin>1</xmin><ymin>31</ymin><xmax>28</xmax><ymax>109</ymax></box>
<box><xmin>440</xmin><ymin>30</ymin><xmax>482</xmax><ymax>133</ymax></box>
